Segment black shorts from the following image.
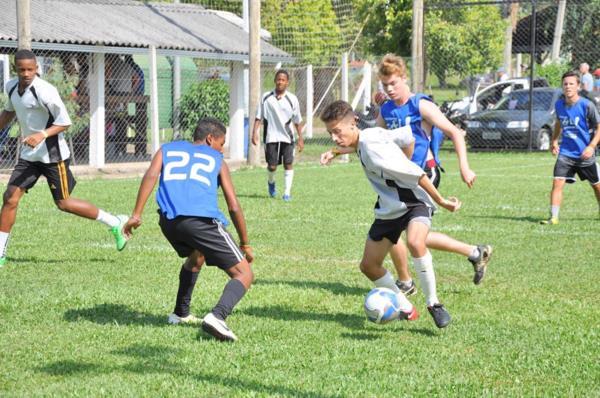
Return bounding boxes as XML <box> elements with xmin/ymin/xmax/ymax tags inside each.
<box><xmin>265</xmin><ymin>142</ymin><xmax>294</xmax><ymax>166</ymax></box>
<box><xmin>553</xmin><ymin>155</ymin><xmax>600</xmax><ymax>185</ymax></box>
<box><xmin>7</xmin><ymin>158</ymin><xmax>76</xmax><ymax>200</ymax></box>
<box><xmin>159</xmin><ymin>213</ymin><xmax>245</xmax><ymax>269</ymax></box>
<box><xmin>368</xmin><ymin>204</ymin><xmax>433</xmax><ymax>244</ymax></box>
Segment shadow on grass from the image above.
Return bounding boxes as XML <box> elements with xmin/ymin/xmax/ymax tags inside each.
<box><xmin>468</xmin><ymin>214</ymin><xmax>543</xmax><ymax>223</ymax></box>
<box><xmin>63</xmin><ymin>303</ymin><xmax>167</xmax><ymax>326</ymax></box>
<box><xmin>5</xmin><ymin>256</ymin><xmax>106</xmax><ymax>264</ymax></box>
<box><xmin>341</xmin><ymin>326</ymin><xmax>437</xmax><ymax>340</ymax></box>
<box><xmin>234</xmin><ymin>193</ymin><xmax>271</xmax><ymax>199</ymax></box>
<box><xmin>254</xmin><ymin>279</ymin><xmax>365</xmax><ymax>297</ymax></box>
<box><xmin>241</xmin><ymin>304</ymin><xmax>365</xmax><ymax>330</ymax></box>
<box><xmin>37</xmin><ymin>343</ymin><xmax>343</xmax><ymax>398</ymax></box>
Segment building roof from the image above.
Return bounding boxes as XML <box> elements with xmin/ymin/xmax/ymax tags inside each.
<box><xmin>0</xmin><ymin>0</ymin><xmax>291</xmax><ymax>62</ymax></box>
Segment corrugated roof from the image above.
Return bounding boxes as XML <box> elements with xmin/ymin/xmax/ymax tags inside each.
<box><xmin>0</xmin><ymin>0</ymin><xmax>291</xmax><ymax>62</ymax></box>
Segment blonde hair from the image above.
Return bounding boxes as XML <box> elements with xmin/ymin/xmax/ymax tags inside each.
<box><xmin>378</xmin><ymin>53</ymin><xmax>408</xmax><ymax>79</ymax></box>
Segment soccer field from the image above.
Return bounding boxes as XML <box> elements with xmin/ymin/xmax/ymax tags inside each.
<box><xmin>0</xmin><ymin>151</ymin><xmax>598</xmax><ymax>397</ymax></box>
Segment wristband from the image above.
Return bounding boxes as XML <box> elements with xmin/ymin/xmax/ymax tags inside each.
<box><xmin>41</xmin><ymin>130</ymin><xmax>48</xmax><ymax>139</ymax></box>
<box><xmin>331</xmin><ymin>147</ymin><xmax>341</xmax><ymax>157</ymax></box>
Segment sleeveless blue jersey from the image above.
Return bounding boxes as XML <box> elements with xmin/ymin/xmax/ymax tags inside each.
<box><xmin>157</xmin><ymin>141</ymin><xmax>227</xmax><ymax>225</ymax></box>
<box><xmin>555</xmin><ymin>97</ymin><xmax>596</xmax><ymax>159</ymax></box>
<box><xmin>380</xmin><ymin>93</ymin><xmax>444</xmax><ymax>169</ymax></box>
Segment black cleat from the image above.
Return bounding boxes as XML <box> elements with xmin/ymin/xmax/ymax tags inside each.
<box><xmin>427</xmin><ymin>303</ymin><xmax>451</xmax><ymax>328</ymax></box>
<box><xmin>395</xmin><ymin>279</ymin><xmax>417</xmax><ymax>296</ymax></box>
<box><xmin>469</xmin><ymin>245</ymin><xmax>492</xmax><ymax>285</ymax></box>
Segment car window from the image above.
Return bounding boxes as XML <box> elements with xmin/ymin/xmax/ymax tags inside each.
<box><xmin>494</xmin><ymin>91</ymin><xmax>555</xmax><ymax>111</ymax></box>
<box><xmin>477</xmin><ymin>83</ymin><xmax>511</xmax><ymax>110</ymax></box>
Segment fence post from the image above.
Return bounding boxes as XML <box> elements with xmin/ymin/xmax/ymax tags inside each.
<box><xmin>411</xmin><ymin>0</ymin><xmax>424</xmax><ymax>92</ymax></box>
<box><xmin>363</xmin><ymin>61</ymin><xmax>372</xmax><ymax>112</ymax></box>
<box><xmin>527</xmin><ymin>0</ymin><xmax>537</xmax><ymax>152</ymax></box>
<box><xmin>148</xmin><ymin>45</ymin><xmax>160</xmax><ymax>154</ymax></box>
<box><xmin>305</xmin><ymin>64</ymin><xmax>313</xmax><ymax>139</ymax></box>
<box><xmin>89</xmin><ymin>52</ymin><xmax>106</xmax><ymax>168</ymax></box>
<box><xmin>551</xmin><ymin>0</ymin><xmax>567</xmax><ymax>61</ymax></box>
<box><xmin>229</xmin><ymin>61</ymin><xmax>245</xmax><ymax>161</ymax></box>
<box><xmin>1</xmin><ymin>55</ymin><xmax>9</xmax><ymax>93</ymax></box>
<box><xmin>340</xmin><ymin>53</ymin><xmax>349</xmax><ymax>162</ymax></box>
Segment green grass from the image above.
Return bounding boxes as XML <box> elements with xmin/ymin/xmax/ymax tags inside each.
<box><xmin>1</xmin><ymin>150</ymin><xmax>599</xmax><ymax>397</ymax></box>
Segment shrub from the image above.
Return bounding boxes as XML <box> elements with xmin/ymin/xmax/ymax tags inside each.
<box><xmin>178</xmin><ymin>78</ymin><xmax>229</xmax><ymax>138</ymax></box>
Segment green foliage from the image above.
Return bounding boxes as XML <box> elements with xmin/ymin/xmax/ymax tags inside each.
<box><xmin>536</xmin><ymin>59</ymin><xmax>571</xmax><ymax>88</ymax></box>
<box><xmin>426</xmin><ymin>6</ymin><xmax>506</xmax><ymax>87</ymax></box>
<box><xmin>179</xmin><ymin>78</ymin><xmax>229</xmax><ymax>138</ymax></box>
<box><xmin>262</xmin><ymin>0</ymin><xmax>343</xmax><ymax>65</ymax></box>
<box><xmin>354</xmin><ymin>0</ymin><xmax>413</xmax><ymax>56</ymax></box>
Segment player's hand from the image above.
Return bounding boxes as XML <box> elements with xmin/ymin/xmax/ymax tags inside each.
<box><xmin>320</xmin><ymin>150</ymin><xmax>336</xmax><ymax>166</ymax></box>
<box><xmin>240</xmin><ymin>244</ymin><xmax>254</xmax><ymax>263</ymax></box>
<box><xmin>581</xmin><ymin>145</ymin><xmax>595</xmax><ymax>160</ymax></box>
<box><xmin>441</xmin><ymin>197</ymin><xmax>461</xmax><ymax>212</ymax></box>
<box><xmin>373</xmin><ymin>91</ymin><xmax>387</xmax><ymax>106</ymax></box>
<box><xmin>251</xmin><ymin>132</ymin><xmax>259</xmax><ymax>146</ymax></box>
<box><xmin>22</xmin><ymin>131</ymin><xmax>46</xmax><ymax>148</ymax></box>
<box><xmin>297</xmin><ymin>137</ymin><xmax>304</xmax><ymax>153</ymax></box>
<box><xmin>551</xmin><ymin>142</ymin><xmax>559</xmax><ymax>156</ymax></box>
<box><xmin>461</xmin><ymin>168</ymin><xmax>476</xmax><ymax>189</ymax></box>
<box><xmin>123</xmin><ymin>216</ymin><xmax>142</xmax><ymax>238</ymax></box>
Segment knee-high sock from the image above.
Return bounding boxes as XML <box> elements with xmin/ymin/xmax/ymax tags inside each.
<box><xmin>212</xmin><ymin>279</ymin><xmax>247</xmax><ymax>321</ymax></box>
<box><xmin>0</xmin><ymin>232</ymin><xmax>9</xmax><ymax>258</ymax></box>
<box><xmin>413</xmin><ymin>251</ymin><xmax>439</xmax><ymax>306</ymax></box>
<box><xmin>373</xmin><ymin>271</ymin><xmax>413</xmax><ymax>312</ymax></box>
<box><xmin>268</xmin><ymin>170</ymin><xmax>276</xmax><ymax>184</ymax></box>
<box><xmin>174</xmin><ymin>266</ymin><xmax>199</xmax><ymax>317</ymax></box>
<box><xmin>284</xmin><ymin>170</ymin><xmax>294</xmax><ymax>196</ymax></box>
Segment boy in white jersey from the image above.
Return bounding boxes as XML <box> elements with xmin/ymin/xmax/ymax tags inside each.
<box><xmin>320</xmin><ymin>100</ymin><xmax>461</xmax><ymax>328</ymax></box>
<box><xmin>0</xmin><ymin>50</ymin><xmax>128</xmax><ymax>267</ymax></box>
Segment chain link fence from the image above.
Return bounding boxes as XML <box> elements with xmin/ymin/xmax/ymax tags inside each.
<box><xmin>424</xmin><ymin>0</ymin><xmax>599</xmax><ymax>151</ymax></box>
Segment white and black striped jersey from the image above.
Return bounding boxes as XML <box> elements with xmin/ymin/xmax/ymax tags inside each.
<box><xmin>256</xmin><ymin>90</ymin><xmax>302</xmax><ymax>144</ymax></box>
<box><xmin>4</xmin><ymin>76</ymin><xmax>71</xmax><ymax>163</ymax></box>
<box><xmin>357</xmin><ymin>127</ymin><xmax>435</xmax><ymax>220</ymax></box>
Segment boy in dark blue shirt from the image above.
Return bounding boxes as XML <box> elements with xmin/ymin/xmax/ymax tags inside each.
<box><xmin>124</xmin><ymin>117</ymin><xmax>253</xmax><ymax>342</ymax></box>
<box><xmin>541</xmin><ymin>70</ymin><xmax>600</xmax><ymax>224</ymax></box>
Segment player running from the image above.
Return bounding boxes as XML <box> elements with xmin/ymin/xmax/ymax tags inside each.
<box><xmin>320</xmin><ymin>100</ymin><xmax>461</xmax><ymax>328</ymax></box>
<box><xmin>123</xmin><ymin>117</ymin><xmax>253</xmax><ymax>342</ymax></box>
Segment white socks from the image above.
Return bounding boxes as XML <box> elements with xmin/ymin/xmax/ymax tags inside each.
<box><xmin>96</xmin><ymin>210</ymin><xmax>120</xmax><ymax>228</ymax></box>
<box><xmin>0</xmin><ymin>231</ymin><xmax>9</xmax><ymax>258</ymax></box>
<box><xmin>373</xmin><ymin>271</ymin><xmax>413</xmax><ymax>312</ymax></box>
<box><xmin>413</xmin><ymin>251</ymin><xmax>439</xmax><ymax>307</ymax></box>
<box><xmin>268</xmin><ymin>170</ymin><xmax>276</xmax><ymax>184</ymax></box>
<box><xmin>284</xmin><ymin>170</ymin><xmax>294</xmax><ymax>196</ymax></box>
<box><xmin>551</xmin><ymin>205</ymin><xmax>560</xmax><ymax>219</ymax></box>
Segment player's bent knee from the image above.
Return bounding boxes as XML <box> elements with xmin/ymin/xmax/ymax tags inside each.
<box><xmin>55</xmin><ymin>199</ymin><xmax>71</xmax><ymax>212</ymax></box>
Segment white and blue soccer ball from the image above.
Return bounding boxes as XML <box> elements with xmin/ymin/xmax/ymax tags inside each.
<box><xmin>364</xmin><ymin>287</ymin><xmax>401</xmax><ymax>324</ymax></box>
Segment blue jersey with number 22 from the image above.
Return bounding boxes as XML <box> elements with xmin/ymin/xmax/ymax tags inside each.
<box><xmin>157</xmin><ymin>141</ymin><xmax>227</xmax><ymax>225</ymax></box>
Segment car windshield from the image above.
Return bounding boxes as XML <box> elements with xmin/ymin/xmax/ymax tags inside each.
<box><xmin>494</xmin><ymin>91</ymin><xmax>554</xmax><ymax>111</ymax></box>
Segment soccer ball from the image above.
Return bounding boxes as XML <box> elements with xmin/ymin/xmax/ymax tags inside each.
<box><xmin>364</xmin><ymin>287</ymin><xmax>401</xmax><ymax>324</ymax></box>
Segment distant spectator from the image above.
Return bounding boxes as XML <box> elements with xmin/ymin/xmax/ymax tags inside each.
<box><xmin>593</xmin><ymin>68</ymin><xmax>600</xmax><ymax>93</ymax></box>
<box><xmin>579</xmin><ymin>63</ymin><xmax>594</xmax><ymax>93</ymax></box>
<box><xmin>496</xmin><ymin>67</ymin><xmax>509</xmax><ymax>82</ymax></box>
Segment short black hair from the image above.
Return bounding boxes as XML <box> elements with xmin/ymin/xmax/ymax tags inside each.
<box><xmin>14</xmin><ymin>49</ymin><xmax>36</xmax><ymax>62</ymax></box>
<box><xmin>275</xmin><ymin>69</ymin><xmax>289</xmax><ymax>80</ymax></box>
<box><xmin>320</xmin><ymin>100</ymin><xmax>354</xmax><ymax>124</ymax></box>
<box><xmin>193</xmin><ymin>117</ymin><xmax>226</xmax><ymax>142</ymax></box>
<box><xmin>562</xmin><ymin>70</ymin><xmax>580</xmax><ymax>83</ymax></box>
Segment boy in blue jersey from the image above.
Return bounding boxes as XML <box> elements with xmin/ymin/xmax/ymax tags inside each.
<box><xmin>322</xmin><ymin>54</ymin><xmax>492</xmax><ymax>291</ymax></box>
<box><xmin>123</xmin><ymin>118</ymin><xmax>254</xmax><ymax>342</ymax></box>
<box><xmin>541</xmin><ymin>71</ymin><xmax>600</xmax><ymax>224</ymax></box>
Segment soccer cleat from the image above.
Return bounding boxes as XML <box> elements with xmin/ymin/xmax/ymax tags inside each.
<box><xmin>395</xmin><ymin>279</ymin><xmax>417</xmax><ymax>296</ymax></box>
<box><xmin>168</xmin><ymin>313</ymin><xmax>201</xmax><ymax>325</ymax></box>
<box><xmin>427</xmin><ymin>303</ymin><xmax>451</xmax><ymax>328</ymax></box>
<box><xmin>110</xmin><ymin>215</ymin><xmax>129</xmax><ymax>251</ymax></box>
<box><xmin>0</xmin><ymin>257</ymin><xmax>5</xmax><ymax>267</ymax></box>
<box><xmin>540</xmin><ymin>217</ymin><xmax>559</xmax><ymax>225</ymax></box>
<box><xmin>398</xmin><ymin>305</ymin><xmax>419</xmax><ymax>321</ymax></box>
<box><xmin>282</xmin><ymin>194</ymin><xmax>291</xmax><ymax>202</ymax></box>
<box><xmin>268</xmin><ymin>182</ymin><xmax>276</xmax><ymax>198</ymax></box>
<box><xmin>201</xmin><ymin>312</ymin><xmax>238</xmax><ymax>342</ymax></box>
<box><xmin>469</xmin><ymin>245</ymin><xmax>493</xmax><ymax>285</ymax></box>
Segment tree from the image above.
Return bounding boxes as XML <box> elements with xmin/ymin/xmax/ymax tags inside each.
<box><xmin>425</xmin><ymin>6</ymin><xmax>506</xmax><ymax>87</ymax></box>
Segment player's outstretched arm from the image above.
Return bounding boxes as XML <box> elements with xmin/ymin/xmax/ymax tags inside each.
<box><xmin>219</xmin><ymin>162</ymin><xmax>253</xmax><ymax>263</ymax></box>
<box><xmin>418</xmin><ymin>174</ymin><xmax>461</xmax><ymax>212</ymax></box>
<box><xmin>124</xmin><ymin>149</ymin><xmax>163</xmax><ymax>237</ymax></box>
<box><xmin>420</xmin><ymin>100</ymin><xmax>476</xmax><ymax>188</ymax></box>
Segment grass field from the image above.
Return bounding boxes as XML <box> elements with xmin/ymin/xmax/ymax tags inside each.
<box><xmin>0</xmin><ymin>150</ymin><xmax>599</xmax><ymax>397</ymax></box>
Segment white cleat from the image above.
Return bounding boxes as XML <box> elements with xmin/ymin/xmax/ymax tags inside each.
<box><xmin>168</xmin><ymin>313</ymin><xmax>201</xmax><ymax>325</ymax></box>
<box><xmin>201</xmin><ymin>313</ymin><xmax>238</xmax><ymax>342</ymax></box>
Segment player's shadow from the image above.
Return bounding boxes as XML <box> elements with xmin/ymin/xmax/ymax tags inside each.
<box><xmin>37</xmin><ymin>343</ymin><xmax>343</xmax><ymax>398</ymax></box>
<box><xmin>241</xmin><ymin>304</ymin><xmax>365</xmax><ymax>330</ymax></box>
<box><xmin>234</xmin><ymin>193</ymin><xmax>271</xmax><ymax>199</ymax></box>
<box><xmin>4</xmin><ymin>256</ymin><xmax>106</xmax><ymax>264</ymax></box>
<box><xmin>254</xmin><ymin>279</ymin><xmax>365</xmax><ymax>297</ymax></box>
<box><xmin>63</xmin><ymin>303</ymin><xmax>167</xmax><ymax>327</ymax></box>
<box><xmin>468</xmin><ymin>214</ymin><xmax>542</xmax><ymax>223</ymax></box>
<box><xmin>341</xmin><ymin>326</ymin><xmax>437</xmax><ymax>339</ymax></box>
